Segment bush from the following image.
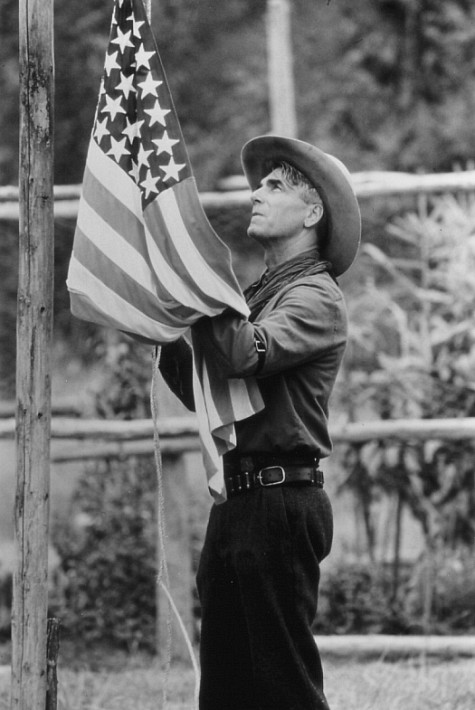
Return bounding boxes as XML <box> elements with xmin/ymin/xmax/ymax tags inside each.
<box><xmin>51</xmin><ymin>456</ymin><xmax>158</xmax><ymax>652</ymax></box>
<box><xmin>314</xmin><ymin>550</ymin><xmax>475</xmax><ymax>636</ymax></box>
<box><xmin>314</xmin><ymin>561</ymin><xmax>415</xmax><ymax>636</ymax></box>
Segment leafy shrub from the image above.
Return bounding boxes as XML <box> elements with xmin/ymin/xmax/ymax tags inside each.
<box><xmin>51</xmin><ymin>457</ymin><xmax>158</xmax><ymax>652</ymax></box>
<box><xmin>314</xmin><ymin>551</ymin><xmax>475</xmax><ymax>636</ymax></box>
<box><xmin>314</xmin><ymin>561</ymin><xmax>415</xmax><ymax>636</ymax></box>
<box><xmin>406</xmin><ymin>546</ymin><xmax>475</xmax><ymax>633</ymax></box>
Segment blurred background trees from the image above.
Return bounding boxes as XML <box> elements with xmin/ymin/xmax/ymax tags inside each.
<box><xmin>2</xmin><ymin>0</ymin><xmax>475</xmax><ymax>187</ymax></box>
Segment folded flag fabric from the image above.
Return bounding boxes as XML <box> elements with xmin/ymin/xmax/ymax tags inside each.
<box><xmin>67</xmin><ymin>0</ymin><xmax>263</xmax><ymax>500</ymax></box>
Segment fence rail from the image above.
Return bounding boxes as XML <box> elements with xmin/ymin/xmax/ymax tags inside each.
<box><xmin>1</xmin><ymin>415</ymin><xmax>475</xmax><ymax>461</ymax></box>
<box><xmin>1</xmin><ymin>170</ymin><xmax>475</xmax><ymax>220</ymax></box>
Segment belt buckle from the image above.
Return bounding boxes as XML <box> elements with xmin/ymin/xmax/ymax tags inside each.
<box><xmin>257</xmin><ymin>465</ymin><xmax>286</xmax><ymax>487</ymax></box>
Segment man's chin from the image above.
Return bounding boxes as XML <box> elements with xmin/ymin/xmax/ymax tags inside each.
<box><xmin>247</xmin><ymin>226</ymin><xmax>263</xmax><ymax>242</ymax></box>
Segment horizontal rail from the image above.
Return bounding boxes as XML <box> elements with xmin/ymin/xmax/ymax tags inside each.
<box><xmin>2</xmin><ymin>416</ymin><xmax>475</xmax><ymax>463</ymax></box>
<box><xmin>317</xmin><ymin>634</ymin><xmax>475</xmax><ymax>660</ymax></box>
<box><xmin>0</xmin><ymin>398</ymin><xmax>82</xmax><ymax>419</ymax></box>
<box><xmin>51</xmin><ymin>436</ymin><xmax>200</xmax><ymax>462</ymax></box>
<box><xmin>1</xmin><ymin>171</ymin><xmax>475</xmax><ymax>220</ymax></box>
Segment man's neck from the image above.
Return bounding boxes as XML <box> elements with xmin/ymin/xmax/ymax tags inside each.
<box><xmin>263</xmin><ymin>234</ymin><xmax>318</xmax><ymax>270</ymax></box>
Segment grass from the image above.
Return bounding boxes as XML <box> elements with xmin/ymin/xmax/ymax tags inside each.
<box><xmin>0</xmin><ymin>653</ymin><xmax>474</xmax><ymax>709</ymax></box>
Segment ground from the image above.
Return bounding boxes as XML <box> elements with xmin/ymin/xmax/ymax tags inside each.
<box><xmin>0</xmin><ymin>641</ymin><xmax>474</xmax><ymax>710</ymax></box>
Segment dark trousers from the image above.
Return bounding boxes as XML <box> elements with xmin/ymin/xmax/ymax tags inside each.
<box><xmin>196</xmin><ymin>485</ymin><xmax>333</xmax><ymax>710</ymax></box>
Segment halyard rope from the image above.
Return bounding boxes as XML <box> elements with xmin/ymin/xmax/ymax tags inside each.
<box><xmin>151</xmin><ymin>347</ymin><xmax>200</xmax><ymax>709</ymax></box>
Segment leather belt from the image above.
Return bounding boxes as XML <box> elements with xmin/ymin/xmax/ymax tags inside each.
<box><xmin>224</xmin><ymin>455</ymin><xmax>323</xmax><ymax>498</ymax></box>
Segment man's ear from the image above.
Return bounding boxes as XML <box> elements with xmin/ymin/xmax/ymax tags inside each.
<box><xmin>304</xmin><ymin>203</ymin><xmax>324</xmax><ymax>229</ymax></box>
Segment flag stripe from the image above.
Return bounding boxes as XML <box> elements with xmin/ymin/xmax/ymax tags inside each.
<box><xmin>81</xmin><ymin>166</ymin><xmax>150</xmax><ymax>259</ymax></box>
<box><xmin>72</xmin><ymin>226</ymin><xmax>197</xmax><ymax>329</ymax></box>
<box><xmin>68</xmin><ymin>256</ymin><xmax>187</xmax><ymax>342</ymax></box>
<box><xmin>173</xmin><ymin>179</ymin><xmax>246</xmax><ymax>287</ymax></box>
<box><xmin>152</xmin><ymin>186</ymin><xmax>249</xmax><ymax>315</ymax></box>
<box><xmin>77</xmin><ymin>199</ymin><xmax>157</xmax><ymax>296</ymax></box>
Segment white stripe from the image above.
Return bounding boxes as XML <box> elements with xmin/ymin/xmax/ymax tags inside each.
<box><xmin>157</xmin><ymin>189</ymin><xmax>249</xmax><ymax>316</ymax></box>
<box><xmin>192</xmin><ymin>356</ymin><xmax>226</xmax><ymax>501</ymax></box>
<box><xmin>226</xmin><ymin>378</ymin><xmax>262</xmax><ymax>421</ymax></box>
<box><xmin>67</xmin><ymin>256</ymin><xmax>187</xmax><ymax>342</ymax></box>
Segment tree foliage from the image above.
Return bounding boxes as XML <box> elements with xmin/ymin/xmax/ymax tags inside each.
<box><xmin>1</xmin><ymin>0</ymin><xmax>475</xmax><ymax>187</ymax></box>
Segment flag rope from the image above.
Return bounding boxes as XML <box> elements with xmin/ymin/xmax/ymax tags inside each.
<box><xmin>151</xmin><ymin>348</ymin><xmax>200</xmax><ymax>710</ymax></box>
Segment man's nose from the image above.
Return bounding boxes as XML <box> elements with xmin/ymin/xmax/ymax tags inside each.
<box><xmin>251</xmin><ymin>187</ymin><xmax>263</xmax><ymax>203</ymax></box>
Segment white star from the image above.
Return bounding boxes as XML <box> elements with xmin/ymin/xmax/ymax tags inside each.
<box><xmin>94</xmin><ymin>117</ymin><xmax>109</xmax><ymax>144</ymax></box>
<box><xmin>107</xmin><ymin>136</ymin><xmax>130</xmax><ymax>162</ymax></box>
<box><xmin>145</xmin><ymin>102</ymin><xmax>170</xmax><ymax>127</ymax></box>
<box><xmin>116</xmin><ymin>72</ymin><xmax>136</xmax><ymax>99</ymax></box>
<box><xmin>137</xmin><ymin>143</ymin><xmax>153</xmax><ymax>169</ymax></box>
<box><xmin>104</xmin><ymin>51</ymin><xmax>121</xmax><ymax>76</ymax></box>
<box><xmin>141</xmin><ymin>169</ymin><xmax>160</xmax><ymax>198</ymax></box>
<box><xmin>152</xmin><ymin>130</ymin><xmax>179</xmax><ymax>156</ymax></box>
<box><xmin>129</xmin><ymin>159</ymin><xmax>141</xmax><ymax>183</ymax></box>
<box><xmin>159</xmin><ymin>157</ymin><xmax>186</xmax><ymax>182</ymax></box>
<box><xmin>101</xmin><ymin>94</ymin><xmax>126</xmax><ymax>121</ymax></box>
<box><xmin>122</xmin><ymin>117</ymin><xmax>144</xmax><ymax>142</ymax></box>
<box><xmin>127</xmin><ymin>13</ymin><xmax>145</xmax><ymax>38</ymax></box>
<box><xmin>135</xmin><ymin>43</ymin><xmax>155</xmax><ymax>70</ymax></box>
<box><xmin>138</xmin><ymin>73</ymin><xmax>162</xmax><ymax>98</ymax></box>
<box><xmin>112</xmin><ymin>27</ymin><xmax>134</xmax><ymax>54</ymax></box>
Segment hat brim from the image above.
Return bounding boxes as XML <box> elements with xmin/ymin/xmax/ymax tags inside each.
<box><xmin>241</xmin><ymin>135</ymin><xmax>361</xmax><ymax>276</ymax></box>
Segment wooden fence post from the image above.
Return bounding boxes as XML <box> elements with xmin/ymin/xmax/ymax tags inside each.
<box><xmin>12</xmin><ymin>0</ymin><xmax>54</xmax><ymax>707</ymax></box>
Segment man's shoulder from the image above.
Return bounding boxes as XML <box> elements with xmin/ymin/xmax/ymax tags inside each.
<box><xmin>280</xmin><ymin>269</ymin><xmax>344</xmax><ymax>302</ymax></box>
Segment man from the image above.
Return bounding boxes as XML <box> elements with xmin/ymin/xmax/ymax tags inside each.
<box><xmin>159</xmin><ymin>135</ymin><xmax>361</xmax><ymax>710</ymax></box>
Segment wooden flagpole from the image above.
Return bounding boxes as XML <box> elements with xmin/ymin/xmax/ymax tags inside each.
<box><xmin>12</xmin><ymin>0</ymin><xmax>55</xmax><ymax>707</ymax></box>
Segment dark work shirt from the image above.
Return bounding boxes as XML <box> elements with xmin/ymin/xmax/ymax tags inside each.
<box><xmin>160</xmin><ymin>268</ymin><xmax>348</xmax><ymax>460</ymax></box>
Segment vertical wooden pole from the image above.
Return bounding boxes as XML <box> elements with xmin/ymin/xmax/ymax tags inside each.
<box><xmin>266</xmin><ymin>0</ymin><xmax>297</xmax><ymax>137</ymax></box>
<box><xmin>12</xmin><ymin>0</ymin><xmax>54</xmax><ymax>707</ymax></box>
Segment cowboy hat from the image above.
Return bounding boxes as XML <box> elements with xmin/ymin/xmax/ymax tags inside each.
<box><xmin>241</xmin><ymin>135</ymin><xmax>361</xmax><ymax>276</ymax></box>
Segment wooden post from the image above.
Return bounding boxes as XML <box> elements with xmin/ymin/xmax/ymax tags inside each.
<box><xmin>45</xmin><ymin>619</ymin><xmax>60</xmax><ymax>710</ymax></box>
<box><xmin>157</xmin><ymin>454</ymin><xmax>194</xmax><ymax>662</ymax></box>
<box><xmin>266</xmin><ymin>0</ymin><xmax>297</xmax><ymax>137</ymax></box>
<box><xmin>12</xmin><ymin>0</ymin><xmax>54</xmax><ymax>707</ymax></box>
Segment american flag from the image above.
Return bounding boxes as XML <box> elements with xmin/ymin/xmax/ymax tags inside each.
<box><xmin>67</xmin><ymin>0</ymin><xmax>263</xmax><ymax>499</ymax></box>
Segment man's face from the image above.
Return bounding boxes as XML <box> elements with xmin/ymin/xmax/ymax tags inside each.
<box><xmin>247</xmin><ymin>168</ymin><xmax>315</xmax><ymax>244</ymax></box>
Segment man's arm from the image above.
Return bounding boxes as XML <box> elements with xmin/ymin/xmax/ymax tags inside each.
<box><xmin>193</xmin><ymin>279</ymin><xmax>347</xmax><ymax>379</ymax></box>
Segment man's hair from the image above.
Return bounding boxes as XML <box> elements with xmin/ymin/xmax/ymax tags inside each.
<box><xmin>263</xmin><ymin>159</ymin><xmax>324</xmax><ymax>208</ymax></box>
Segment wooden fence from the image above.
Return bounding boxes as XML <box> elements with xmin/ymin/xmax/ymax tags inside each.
<box><xmin>2</xmin><ymin>170</ymin><xmax>475</xmax><ymax>221</ymax></box>
<box><xmin>2</xmin><ymin>414</ymin><xmax>475</xmax><ymax>660</ymax></box>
